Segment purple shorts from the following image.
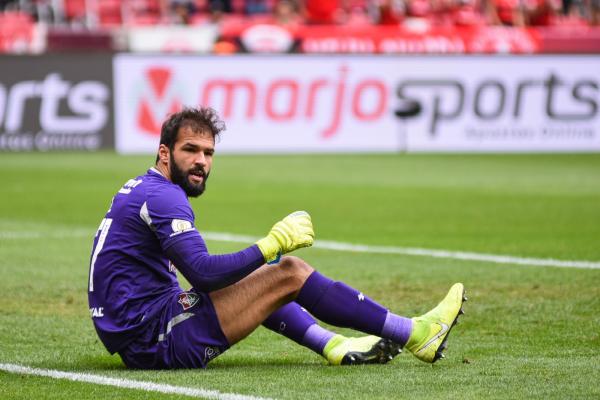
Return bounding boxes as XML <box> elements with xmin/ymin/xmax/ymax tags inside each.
<box><xmin>119</xmin><ymin>290</ymin><xmax>230</xmax><ymax>369</ymax></box>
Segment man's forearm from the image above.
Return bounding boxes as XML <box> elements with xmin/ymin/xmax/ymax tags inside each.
<box><xmin>166</xmin><ymin>233</ymin><xmax>265</xmax><ymax>292</ymax></box>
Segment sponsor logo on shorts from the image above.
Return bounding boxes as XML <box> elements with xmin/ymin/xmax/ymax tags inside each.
<box><xmin>168</xmin><ymin>261</ymin><xmax>177</xmax><ymax>273</ymax></box>
<box><xmin>177</xmin><ymin>292</ymin><xmax>200</xmax><ymax>310</ymax></box>
<box><xmin>89</xmin><ymin>307</ymin><xmax>104</xmax><ymax>318</ymax></box>
<box><xmin>204</xmin><ymin>346</ymin><xmax>221</xmax><ymax>363</ymax></box>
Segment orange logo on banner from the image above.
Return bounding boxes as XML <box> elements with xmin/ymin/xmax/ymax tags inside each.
<box><xmin>137</xmin><ymin>67</ymin><xmax>182</xmax><ymax>136</ymax></box>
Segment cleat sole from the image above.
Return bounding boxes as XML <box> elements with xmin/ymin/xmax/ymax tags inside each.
<box><xmin>341</xmin><ymin>338</ymin><xmax>403</xmax><ymax>366</ymax></box>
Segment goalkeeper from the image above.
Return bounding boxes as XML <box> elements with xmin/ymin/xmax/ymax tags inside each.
<box><xmin>87</xmin><ymin>107</ymin><xmax>466</xmax><ymax>369</ymax></box>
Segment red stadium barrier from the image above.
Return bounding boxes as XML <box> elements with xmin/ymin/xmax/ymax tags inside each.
<box><xmin>296</xmin><ymin>25</ymin><xmax>542</xmax><ymax>54</ymax></box>
<box><xmin>227</xmin><ymin>23</ymin><xmax>600</xmax><ymax>54</ymax></box>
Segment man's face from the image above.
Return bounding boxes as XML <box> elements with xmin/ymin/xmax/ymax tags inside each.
<box><xmin>167</xmin><ymin>126</ymin><xmax>215</xmax><ymax>197</ymax></box>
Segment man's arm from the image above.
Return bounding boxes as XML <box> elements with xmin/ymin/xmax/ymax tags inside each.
<box><xmin>165</xmin><ymin>233</ymin><xmax>264</xmax><ymax>292</ymax></box>
<box><xmin>165</xmin><ymin>211</ymin><xmax>315</xmax><ymax>292</ymax></box>
<box><xmin>145</xmin><ymin>185</ymin><xmax>314</xmax><ymax>291</ymax></box>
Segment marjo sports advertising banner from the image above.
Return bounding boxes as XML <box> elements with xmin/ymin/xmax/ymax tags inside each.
<box><xmin>113</xmin><ymin>55</ymin><xmax>600</xmax><ymax>153</ymax></box>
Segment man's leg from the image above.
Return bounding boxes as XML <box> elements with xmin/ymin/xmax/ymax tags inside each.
<box><xmin>209</xmin><ymin>257</ymin><xmax>400</xmax><ymax>365</ymax></box>
<box><xmin>210</xmin><ymin>256</ymin><xmax>391</xmax><ymax>348</ymax></box>
<box><xmin>294</xmin><ymin>270</ymin><xmax>413</xmax><ymax>346</ymax></box>
<box><xmin>294</xmin><ymin>270</ymin><xmax>467</xmax><ymax>363</ymax></box>
<box><xmin>262</xmin><ymin>301</ymin><xmax>403</xmax><ymax>365</ymax></box>
<box><xmin>262</xmin><ymin>302</ymin><xmax>335</xmax><ymax>354</ymax></box>
<box><xmin>208</xmin><ymin>256</ymin><xmax>314</xmax><ymax>345</ymax></box>
<box><xmin>210</xmin><ymin>256</ymin><xmax>465</xmax><ymax>364</ymax></box>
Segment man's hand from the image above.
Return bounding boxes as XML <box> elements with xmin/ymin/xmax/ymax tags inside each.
<box><xmin>256</xmin><ymin>211</ymin><xmax>315</xmax><ymax>264</ymax></box>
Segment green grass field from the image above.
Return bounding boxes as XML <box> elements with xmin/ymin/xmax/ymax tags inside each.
<box><xmin>1</xmin><ymin>153</ymin><xmax>599</xmax><ymax>399</ymax></box>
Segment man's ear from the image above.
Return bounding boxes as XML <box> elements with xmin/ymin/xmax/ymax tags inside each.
<box><xmin>158</xmin><ymin>144</ymin><xmax>170</xmax><ymax>165</ymax></box>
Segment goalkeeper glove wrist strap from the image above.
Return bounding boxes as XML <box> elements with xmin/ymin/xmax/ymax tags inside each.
<box><xmin>256</xmin><ymin>236</ymin><xmax>281</xmax><ymax>264</ymax></box>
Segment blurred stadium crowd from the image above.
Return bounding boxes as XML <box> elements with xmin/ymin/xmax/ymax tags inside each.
<box><xmin>1</xmin><ymin>0</ymin><xmax>599</xmax><ymax>53</ymax></box>
<box><xmin>1</xmin><ymin>0</ymin><xmax>598</xmax><ymax>29</ymax></box>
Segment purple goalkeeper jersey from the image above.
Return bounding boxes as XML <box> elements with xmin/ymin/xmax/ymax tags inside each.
<box><xmin>88</xmin><ymin>167</ymin><xmax>264</xmax><ymax>354</ymax></box>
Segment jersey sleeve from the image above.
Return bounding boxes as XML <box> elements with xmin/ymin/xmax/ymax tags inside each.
<box><xmin>142</xmin><ymin>184</ymin><xmax>200</xmax><ymax>251</ymax></box>
<box><xmin>142</xmin><ymin>181</ymin><xmax>266</xmax><ymax>292</ymax></box>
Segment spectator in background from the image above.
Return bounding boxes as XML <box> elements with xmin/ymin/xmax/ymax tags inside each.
<box><xmin>400</xmin><ymin>0</ymin><xmax>434</xmax><ymax>28</ymax></box>
<box><xmin>0</xmin><ymin>0</ymin><xmax>17</xmax><ymax>11</ymax></box>
<box><xmin>207</xmin><ymin>0</ymin><xmax>227</xmax><ymax>22</ymax></box>
<box><xmin>592</xmin><ymin>0</ymin><xmax>600</xmax><ymax>25</ymax></box>
<box><xmin>371</xmin><ymin>0</ymin><xmax>405</xmax><ymax>25</ymax></box>
<box><xmin>7</xmin><ymin>0</ymin><xmax>56</xmax><ymax>24</ymax></box>
<box><xmin>340</xmin><ymin>0</ymin><xmax>372</xmax><ymax>25</ymax></box>
<box><xmin>303</xmin><ymin>0</ymin><xmax>344</xmax><ymax>24</ymax></box>
<box><xmin>487</xmin><ymin>0</ymin><xmax>526</xmax><ymax>25</ymax></box>
<box><xmin>170</xmin><ymin>0</ymin><xmax>196</xmax><ymax>24</ymax></box>
<box><xmin>561</xmin><ymin>0</ymin><xmax>589</xmax><ymax>24</ymax></box>
<box><xmin>405</xmin><ymin>0</ymin><xmax>433</xmax><ymax>18</ymax></box>
<box><xmin>444</xmin><ymin>0</ymin><xmax>487</xmax><ymax>26</ymax></box>
<box><xmin>4</xmin><ymin>0</ymin><xmax>599</xmax><ymax>28</ymax></box>
<box><xmin>209</xmin><ymin>0</ymin><xmax>233</xmax><ymax>13</ymax></box>
<box><xmin>561</xmin><ymin>0</ymin><xmax>579</xmax><ymax>16</ymax></box>
<box><xmin>523</xmin><ymin>0</ymin><xmax>561</xmax><ymax>25</ymax></box>
<box><xmin>245</xmin><ymin>0</ymin><xmax>274</xmax><ymax>14</ymax></box>
<box><xmin>273</xmin><ymin>0</ymin><xmax>303</xmax><ymax>25</ymax></box>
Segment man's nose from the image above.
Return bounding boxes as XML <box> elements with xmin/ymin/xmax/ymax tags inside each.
<box><xmin>194</xmin><ymin>152</ymin><xmax>207</xmax><ymax>166</ymax></box>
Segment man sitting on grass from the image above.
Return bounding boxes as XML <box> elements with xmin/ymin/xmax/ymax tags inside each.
<box><xmin>87</xmin><ymin>107</ymin><xmax>467</xmax><ymax>369</ymax></box>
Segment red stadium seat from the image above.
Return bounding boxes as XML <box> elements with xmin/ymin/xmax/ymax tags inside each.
<box><xmin>0</xmin><ymin>11</ymin><xmax>35</xmax><ymax>53</ymax></box>
<box><xmin>63</xmin><ymin>0</ymin><xmax>87</xmax><ymax>21</ymax></box>
<box><xmin>97</xmin><ymin>0</ymin><xmax>123</xmax><ymax>27</ymax></box>
<box><xmin>124</xmin><ymin>0</ymin><xmax>164</xmax><ymax>26</ymax></box>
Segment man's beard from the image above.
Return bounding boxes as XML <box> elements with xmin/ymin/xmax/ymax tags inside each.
<box><xmin>169</xmin><ymin>153</ymin><xmax>209</xmax><ymax>198</ymax></box>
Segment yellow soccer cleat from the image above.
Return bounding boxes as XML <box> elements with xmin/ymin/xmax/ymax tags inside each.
<box><xmin>324</xmin><ymin>335</ymin><xmax>402</xmax><ymax>366</ymax></box>
<box><xmin>405</xmin><ymin>283</ymin><xmax>467</xmax><ymax>363</ymax></box>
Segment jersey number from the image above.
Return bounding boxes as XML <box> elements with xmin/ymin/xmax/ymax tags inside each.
<box><xmin>88</xmin><ymin>218</ymin><xmax>113</xmax><ymax>292</ymax></box>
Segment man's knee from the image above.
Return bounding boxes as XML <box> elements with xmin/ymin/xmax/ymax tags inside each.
<box><xmin>277</xmin><ymin>256</ymin><xmax>314</xmax><ymax>287</ymax></box>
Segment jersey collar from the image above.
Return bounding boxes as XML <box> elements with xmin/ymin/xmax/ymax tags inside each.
<box><xmin>149</xmin><ymin>167</ymin><xmax>165</xmax><ymax>177</ymax></box>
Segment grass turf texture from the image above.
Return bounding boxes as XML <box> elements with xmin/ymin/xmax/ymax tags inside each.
<box><xmin>0</xmin><ymin>153</ymin><xmax>599</xmax><ymax>400</ymax></box>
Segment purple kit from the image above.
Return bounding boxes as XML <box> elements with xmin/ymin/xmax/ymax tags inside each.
<box><xmin>88</xmin><ymin>168</ymin><xmax>263</xmax><ymax>368</ymax></box>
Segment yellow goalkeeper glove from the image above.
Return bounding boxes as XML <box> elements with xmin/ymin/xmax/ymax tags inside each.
<box><xmin>256</xmin><ymin>211</ymin><xmax>315</xmax><ymax>264</ymax></box>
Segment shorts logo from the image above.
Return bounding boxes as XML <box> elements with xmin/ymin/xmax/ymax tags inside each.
<box><xmin>168</xmin><ymin>261</ymin><xmax>177</xmax><ymax>273</ymax></box>
<box><xmin>204</xmin><ymin>346</ymin><xmax>221</xmax><ymax>363</ymax></box>
<box><xmin>89</xmin><ymin>307</ymin><xmax>104</xmax><ymax>318</ymax></box>
<box><xmin>178</xmin><ymin>292</ymin><xmax>200</xmax><ymax>310</ymax></box>
<box><xmin>170</xmin><ymin>219</ymin><xmax>193</xmax><ymax>237</ymax></box>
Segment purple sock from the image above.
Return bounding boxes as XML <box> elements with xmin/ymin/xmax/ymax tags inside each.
<box><xmin>295</xmin><ymin>271</ymin><xmax>389</xmax><ymax>336</ymax></box>
<box><xmin>296</xmin><ymin>271</ymin><xmax>413</xmax><ymax>345</ymax></box>
<box><xmin>302</xmin><ymin>324</ymin><xmax>336</xmax><ymax>354</ymax></box>
<box><xmin>262</xmin><ymin>302</ymin><xmax>334</xmax><ymax>354</ymax></box>
<box><xmin>381</xmin><ymin>312</ymin><xmax>413</xmax><ymax>347</ymax></box>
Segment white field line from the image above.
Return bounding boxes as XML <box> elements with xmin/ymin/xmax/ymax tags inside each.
<box><xmin>201</xmin><ymin>231</ymin><xmax>600</xmax><ymax>270</ymax></box>
<box><xmin>0</xmin><ymin>229</ymin><xmax>92</xmax><ymax>240</ymax></box>
<box><xmin>1</xmin><ymin>228</ymin><xmax>599</xmax><ymax>270</ymax></box>
<box><xmin>0</xmin><ymin>363</ymin><xmax>271</xmax><ymax>400</ymax></box>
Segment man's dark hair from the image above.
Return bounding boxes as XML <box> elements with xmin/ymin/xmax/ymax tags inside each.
<box><xmin>155</xmin><ymin>107</ymin><xmax>226</xmax><ymax>163</ymax></box>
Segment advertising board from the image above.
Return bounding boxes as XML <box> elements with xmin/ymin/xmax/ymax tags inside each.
<box><xmin>113</xmin><ymin>55</ymin><xmax>600</xmax><ymax>153</ymax></box>
<box><xmin>0</xmin><ymin>54</ymin><xmax>114</xmax><ymax>151</ymax></box>
<box><xmin>128</xmin><ymin>26</ymin><xmax>218</xmax><ymax>53</ymax></box>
